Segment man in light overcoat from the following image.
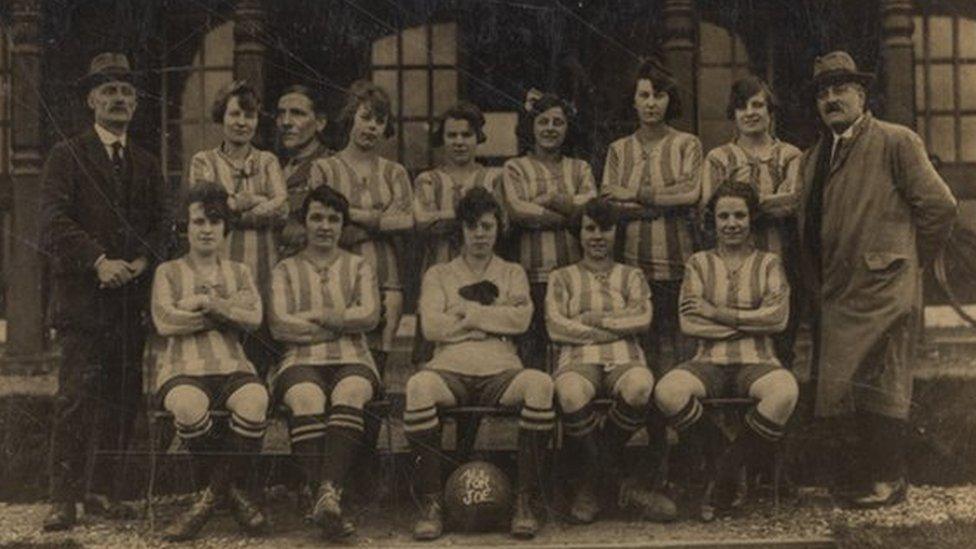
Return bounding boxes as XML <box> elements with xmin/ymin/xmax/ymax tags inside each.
<box><xmin>798</xmin><ymin>51</ymin><xmax>957</xmax><ymax>508</ymax></box>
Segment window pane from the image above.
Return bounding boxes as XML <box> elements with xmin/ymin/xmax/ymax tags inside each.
<box><xmin>433</xmin><ymin>69</ymin><xmax>457</xmax><ymax>114</ymax></box>
<box><xmin>928</xmin><ymin>16</ymin><xmax>953</xmax><ymax>59</ymax></box>
<box><xmin>479</xmin><ymin>112</ymin><xmax>518</xmax><ymax>158</ymax></box>
<box><xmin>930</xmin><ymin>115</ymin><xmax>956</xmax><ymax>162</ymax></box>
<box><xmin>203</xmin><ymin>70</ymin><xmax>233</xmax><ymax>115</ymax></box>
<box><xmin>402</xmin><ymin>26</ymin><xmax>428</xmax><ymax>66</ymax></box>
<box><xmin>403</xmin><ymin>121</ymin><xmax>430</xmax><ymax>169</ymax></box>
<box><xmin>699</xmin><ymin>22</ymin><xmax>731</xmax><ymax>65</ymax></box>
<box><xmin>403</xmin><ymin>70</ymin><xmax>429</xmax><ymax>117</ymax></box>
<box><xmin>915</xmin><ymin>64</ymin><xmax>926</xmax><ymax>111</ymax></box>
<box><xmin>960</xmin><ymin>18</ymin><xmax>976</xmax><ymax>58</ymax></box>
<box><xmin>699</xmin><ymin>67</ymin><xmax>732</xmax><ymax>120</ymax></box>
<box><xmin>181</xmin><ymin>71</ymin><xmax>204</xmax><ymax>122</ymax></box>
<box><xmin>929</xmin><ymin>64</ymin><xmax>954</xmax><ymax>110</ymax></box>
<box><xmin>912</xmin><ymin>16</ymin><xmax>925</xmax><ymax>55</ymax></box>
<box><xmin>372</xmin><ymin>70</ymin><xmax>399</xmax><ymax>113</ymax></box>
<box><xmin>961</xmin><ymin>116</ymin><xmax>976</xmax><ymax>162</ymax></box>
<box><xmin>372</xmin><ymin>34</ymin><xmax>398</xmax><ymax>66</ymax></box>
<box><xmin>961</xmin><ymin>65</ymin><xmax>976</xmax><ymax>110</ymax></box>
<box><xmin>432</xmin><ymin>23</ymin><xmax>457</xmax><ymax>65</ymax></box>
<box><xmin>203</xmin><ymin>22</ymin><xmax>234</xmax><ymax>67</ymax></box>
<box><xmin>916</xmin><ymin>117</ymin><xmax>926</xmax><ymax>149</ymax></box>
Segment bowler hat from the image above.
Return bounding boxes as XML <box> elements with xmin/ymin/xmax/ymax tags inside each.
<box><xmin>810</xmin><ymin>51</ymin><xmax>874</xmax><ymax>91</ymax></box>
<box><xmin>80</xmin><ymin>52</ymin><xmax>135</xmax><ymax>90</ymax></box>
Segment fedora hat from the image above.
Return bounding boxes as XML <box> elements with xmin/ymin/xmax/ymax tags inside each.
<box><xmin>80</xmin><ymin>52</ymin><xmax>135</xmax><ymax>90</ymax></box>
<box><xmin>810</xmin><ymin>51</ymin><xmax>874</xmax><ymax>91</ymax></box>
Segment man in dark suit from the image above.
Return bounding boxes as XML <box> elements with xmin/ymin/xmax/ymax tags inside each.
<box><xmin>41</xmin><ymin>52</ymin><xmax>173</xmax><ymax>530</ymax></box>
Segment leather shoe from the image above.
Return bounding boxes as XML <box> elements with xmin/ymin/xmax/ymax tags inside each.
<box><xmin>568</xmin><ymin>481</ymin><xmax>601</xmax><ymax>524</ymax></box>
<box><xmin>161</xmin><ymin>488</ymin><xmax>218</xmax><ymax>542</ymax></box>
<box><xmin>227</xmin><ymin>485</ymin><xmax>269</xmax><ymax>535</ymax></box>
<box><xmin>510</xmin><ymin>493</ymin><xmax>539</xmax><ymax>539</ymax></box>
<box><xmin>42</xmin><ymin>502</ymin><xmax>77</xmax><ymax>532</ymax></box>
<box><xmin>412</xmin><ymin>493</ymin><xmax>444</xmax><ymax>541</ymax></box>
<box><xmin>84</xmin><ymin>494</ymin><xmax>138</xmax><ymax>520</ymax></box>
<box><xmin>850</xmin><ymin>478</ymin><xmax>908</xmax><ymax>509</ymax></box>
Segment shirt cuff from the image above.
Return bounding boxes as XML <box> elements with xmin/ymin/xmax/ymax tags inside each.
<box><xmin>94</xmin><ymin>254</ymin><xmax>107</xmax><ymax>269</ymax></box>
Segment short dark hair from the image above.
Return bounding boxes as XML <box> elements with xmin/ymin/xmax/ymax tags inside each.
<box><xmin>581</xmin><ymin>197</ymin><xmax>618</xmax><ymax>231</ymax></box>
<box><xmin>211</xmin><ymin>80</ymin><xmax>261</xmax><ymax>124</ymax></box>
<box><xmin>456</xmin><ymin>186</ymin><xmax>504</xmax><ymax>230</ymax></box>
<box><xmin>726</xmin><ymin>75</ymin><xmax>780</xmax><ymax>121</ymax></box>
<box><xmin>185</xmin><ymin>181</ymin><xmax>232</xmax><ymax>235</ymax></box>
<box><xmin>279</xmin><ymin>84</ymin><xmax>328</xmax><ymax>117</ymax></box>
<box><xmin>633</xmin><ymin>58</ymin><xmax>682</xmax><ymax>122</ymax></box>
<box><xmin>431</xmin><ymin>101</ymin><xmax>487</xmax><ymax>147</ymax></box>
<box><xmin>301</xmin><ymin>185</ymin><xmax>350</xmax><ymax>227</ymax></box>
<box><xmin>337</xmin><ymin>79</ymin><xmax>396</xmax><ymax>143</ymax></box>
<box><xmin>703</xmin><ymin>180</ymin><xmax>761</xmax><ymax>237</ymax></box>
<box><xmin>515</xmin><ymin>92</ymin><xmax>579</xmax><ymax>154</ymax></box>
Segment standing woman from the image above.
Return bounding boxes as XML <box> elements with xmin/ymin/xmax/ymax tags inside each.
<box><xmin>701</xmin><ymin>76</ymin><xmax>802</xmax><ymax>367</ymax></box>
<box><xmin>189</xmin><ymin>80</ymin><xmax>287</xmax><ymax>372</ymax></box>
<box><xmin>504</xmin><ymin>91</ymin><xmax>597</xmax><ymax>370</ymax></box>
<box><xmin>412</xmin><ymin>101</ymin><xmax>501</xmax><ymax>365</ymax></box>
<box><xmin>308</xmin><ymin>80</ymin><xmax>414</xmax><ymax>373</ymax></box>
<box><xmin>601</xmin><ymin>60</ymin><xmax>702</xmax><ymax>374</ymax></box>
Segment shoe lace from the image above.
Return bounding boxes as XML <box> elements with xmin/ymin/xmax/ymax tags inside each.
<box><xmin>317</xmin><ymin>482</ymin><xmax>342</xmax><ymax>508</ymax></box>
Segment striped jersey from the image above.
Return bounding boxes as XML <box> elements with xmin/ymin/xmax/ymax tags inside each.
<box><xmin>546</xmin><ymin>262</ymin><xmax>651</xmax><ymax>369</ymax></box>
<box><xmin>414</xmin><ymin>165</ymin><xmax>502</xmax><ymax>268</ymax></box>
<box><xmin>602</xmin><ymin>129</ymin><xmax>702</xmax><ymax>281</ymax></box>
<box><xmin>702</xmin><ymin>140</ymin><xmax>801</xmax><ymax>255</ymax></box>
<box><xmin>189</xmin><ymin>147</ymin><xmax>287</xmax><ymax>300</ymax></box>
<box><xmin>680</xmin><ymin>249</ymin><xmax>789</xmax><ymax>366</ymax></box>
<box><xmin>502</xmin><ymin>155</ymin><xmax>597</xmax><ymax>283</ymax></box>
<box><xmin>308</xmin><ymin>155</ymin><xmax>413</xmax><ymax>290</ymax></box>
<box><xmin>268</xmin><ymin>250</ymin><xmax>380</xmax><ymax>383</ymax></box>
<box><xmin>150</xmin><ymin>256</ymin><xmax>261</xmax><ymax>391</ymax></box>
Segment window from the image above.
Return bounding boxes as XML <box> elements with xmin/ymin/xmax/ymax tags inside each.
<box><xmin>697</xmin><ymin>21</ymin><xmax>750</xmax><ymax>152</ymax></box>
<box><xmin>913</xmin><ymin>14</ymin><xmax>976</xmax><ymax>163</ymax></box>
<box><xmin>160</xmin><ymin>21</ymin><xmax>234</xmax><ymax>189</ymax></box>
<box><xmin>371</xmin><ymin>22</ymin><xmax>458</xmax><ymax>171</ymax></box>
<box><xmin>0</xmin><ymin>29</ymin><xmax>10</xmax><ymax>316</ymax></box>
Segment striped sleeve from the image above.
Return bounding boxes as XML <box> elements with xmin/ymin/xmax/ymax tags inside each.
<box><xmin>268</xmin><ymin>261</ymin><xmax>326</xmax><ymax>343</ymax></box>
<box><xmin>601</xmin><ymin>268</ymin><xmax>652</xmax><ymax>334</ymax></box>
<box><xmin>655</xmin><ymin>134</ymin><xmax>702</xmax><ymax>207</ymax></box>
<box><xmin>679</xmin><ymin>255</ymin><xmax>739</xmax><ymax>340</ymax></box>
<box><xmin>151</xmin><ymin>262</ymin><xmax>209</xmax><ymax>337</ymax></box>
<box><xmin>701</xmin><ymin>148</ymin><xmax>728</xmax><ymax>211</ymax></box>
<box><xmin>261</xmin><ymin>152</ymin><xmax>289</xmax><ymax>221</ymax></box>
<box><xmin>736</xmin><ymin>254</ymin><xmax>789</xmax><ymax>334</ymax></box>
<box><xmin>340</xmin><ymin>258</ymin><xmax>381</xmax><ymax>332</ymax></box>
<box><xmin>188</xmin><ymin>152</ymin><xmax>215</xmax><ymax>185</ymax></box>
<box><xmin>601</xmin><ymin>142</ymin><xmax>621</xmax><ymax>190</ymax></box>
<box><xmin>220</xmin><ymin>263</ymin><xmax>262</xmax><ymax>332</ymax></box>
<box><xmin>379</xmin><ymin>162</ymin><xmax>415</xmax><ymax>231</ymax></box>
<box><xmin>503</xmin><ymin>159</ymin><xmax>549</xmax><ymax>223</ymax></box>
<box><xmin>572</xmin><ymin>160</ymin><xmax>598</xmax><ymax>205</ymax></box>
<box><xmin>545</xmin><ymin>269</ymin><xmax>601</xmax><ymax>344</ymax></box>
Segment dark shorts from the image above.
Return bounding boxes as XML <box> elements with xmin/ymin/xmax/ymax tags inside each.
<box><xmin>273</xmin><ymin>363</ymin><xmax>381</xmax><ymax>404</ymax></box>
<box><xmin>432</xmin><ymin>369</ymin><xmax>523</xmax><ymax>407</ymax></box>
<box><xmin>156</xmin><ymin>372</ymin><xmax>263</xmax><ymax>410</ymax></box>
<box><xmin>675</xmin><ymin>361</ymin><xmax>783</xmax><ymax>398</ymax></box>
<box><xmin>555</xmin><ymin>362</ymin><xmax>648</xmax><ymax>398</ymax></box>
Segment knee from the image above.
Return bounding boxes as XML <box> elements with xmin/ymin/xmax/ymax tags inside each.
<box><xmin>617</xmin><ymin>368</ymin><xmax>654</xmax><ymax>408</ymax></box>
<box><xmin>518</xmin><ymin>370</ymin><xmax>554</xmax><ymax>404</ymax></box>
<box><xmin>282</xmin><ymin>382</ymin><xmax>327</xmax><ymax>416</ymax></box>
<box><xmin>163</xmin><ymin>385</ymin><xmax>210</xmax><ymax>426</ymax></box>
<box><xmin>331</xmin><ymin>376</ymin><xmax>374</xmax><ymax>408</ymax></box>
<box><xmin>405</xmin><ymin>371</ymin><xmax>440</xmax><ymax>407</ymax></box>
<box><xmin>226</xmin><ymin>383</ymin><xmax>269</xmax><ymax>424</ymax></box>
<box><xmin>756</xmin><ymin>371</ymin><xmax>799</xmax><ymax>417</ymax></box>
<box><xmin>555</xmin><ymin>376</ymin><xmax>591</xmax><ymax>413</ymax></box>
<box><xmin>653</xmin><ymin>374</ymin><xmax>691</xmax><ymax>416</ymax></box>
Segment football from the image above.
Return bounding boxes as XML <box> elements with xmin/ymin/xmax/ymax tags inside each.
<box><xmin>444</xmin><ymin>461</ymin><xmax>513</xmax><ymax>532</ymax></box>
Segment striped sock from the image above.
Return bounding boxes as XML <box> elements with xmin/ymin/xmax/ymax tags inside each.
<box><xmin>666</xmin><ymin>396</ymin><xmax>703</xmax><ymax>433</ymax></box>
<box><xmin>519</xmin><ymin>403</ymin><xmax>556</xmax><ymax>432</ymax></box>
<box><xmin>175</xmin><ymin>412</ymin><xmax>213</xmax><ymax>440</ymax></box>
<box><xmin>289</xmin><ymin>414</ymin><xmax>327</xmax><ymax>484</ymax></box>
<box><xmin>403</xmin><ymin>404</ymin><xmax>440</xmax><ymax>435</ymax></box>
<box><xmin>562</xmin><ymin>405</ymin><xmax>598</xmax><ymax>439</ymax></box>
<box><xmin>745</xmin><ymin>407</ymin><xmax>786</xmax><ymax>442</ymax></box>
<box><xmin>230</xmin><ymin>412</ymin><xmax>268</xmax><ymax>440</ymax></box>
<box><xmin>404</xmin><ymin>405</ymin><xmax>443</xmax><ymax>495</ymax></box>
<box><xmin>607</xmin><ymin>398</ymin><xmax>647</xmax><ymax>434</ymax></box>
<box><xmin>321</xmin><ymin>405</ymin><xmax>365</xmax><ymax>485</ymax></box>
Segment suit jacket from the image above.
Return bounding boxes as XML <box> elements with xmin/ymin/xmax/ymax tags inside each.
<box><xmin>796</xmin><ymin>113</ymin><xmax>957</xmax><ymax>417</ymax></box>
<box><xmin>42</xmin><ymin>128</ymin><xmax>173</xmax><ymax>330</ymax></box>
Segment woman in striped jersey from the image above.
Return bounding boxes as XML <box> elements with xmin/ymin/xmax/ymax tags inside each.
<box><xmin>701</xmin><ymin>76</ymin><xmax>802</xmax><ymax>368</ymax></box>
<box><xmin>152</xmin><ymin>182</ymin><xmax>269</xmax><ymax>541</ymax></box>
<box><xmin>601</xmin><ymin>59</ymin><xmax>702</xmax><ymax>375</ymax></box>
<box><xmin>504</xmin><ymin>91</ymin><xmax>597</xmax><ymax>370</ymax></box>
<box><xmin>412</xmin><ymin>101</ymin><xmax>501</xmax><ymax>365</ymax></box>
<box><xmin>654</xmin><ymin>181</ymin><xmax>798</xmax><ymax>517</ymax></box>
<box><xmin>268</xmin><ymin>185</ymin><xmax>381</xmax><ymax>539</ymax></box>
<box><xmin>188</xmin><ymin>81</ymin><xmax>287</xmax><ymax>373</ymax></box>
<box><xmin>547</xmin><ymin>198</ymin><xmax>676</xmax><ymax>524</ymax></box>
<box><xmin>307</xmin><ymin>80</ymin><xmax>413</xmax><ymax>373</ymax></box>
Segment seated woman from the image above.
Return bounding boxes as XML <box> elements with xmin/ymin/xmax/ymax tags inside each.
<box><xmin>404</xmin><ymin>186</ymin><xmax>555</xmax><ymax>541</ymax></box>
<box><xmin>267</xmin><ymin>185</ymin><xmax>381</xmax><ymax>540</ymax></box>
<box><xmin>653</xmin><ymin>180</ymin><xmax>798</xmax><ymax>514</ymax></box>
<box><xmin>547</xmin><ymin>198</ymin><xmax>676</xmax><ymax>524</ymax></box>
<box><xmin>151</xmin><ymin>182</ymin><xmax>269</xmax><ymax>541</ymax></box>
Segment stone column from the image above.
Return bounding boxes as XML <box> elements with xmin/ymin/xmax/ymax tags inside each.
<box><xmin>880</xmin><ymin>0</ymin><xmax>916</xmax><ymax>128</ymax></box>
<box><xmin>233</xmin><ymin>0</ymin><xmax>267</xmax><ymax>99</ymax></box>
<box><xmin>662</xmin><ymin>0</ymin><xmax>697</xmax><ymax>133</ymax></box>
<box><xmin>1</xmin><ymin>0</ymin><xmax>52</xmax><ymax>373</ymax></box>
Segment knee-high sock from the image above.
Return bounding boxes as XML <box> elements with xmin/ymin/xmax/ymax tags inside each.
<box><xmin>288</xmin><ymin>414</ymin><xmax>327</xmax><ymax>486</ymax></box>
<box><xmin>561</xmin><ymin>405</ymin><xmax>600</xmax><ymax>482</ymax></box>
<box><xmin>320</xmin><ymin>406</ymin><xmax>365</xmax><ymax>488</ymax></box>
<box><xmin>602</xmin><ymin>398</ymin><xmax>647</xmax><ymax>476</ymax></box>
<box><xmin>228</xmin><ymin>412</ymin><xmax>269</xmax><ymax>491</ymax></box>
<box><xmin>404</xmin><ymin>404</ymin><xmax>443</xmax><ymax>496</ymax></box>
<box><xmin>518</xmin><ymin>403</ymin><xmax>556</xmax><ymax>495</ymax></box>
<box><xmin>178</xmin><ymin>411</ymin><xmax>218</xmax><ymax>490</ymax></box>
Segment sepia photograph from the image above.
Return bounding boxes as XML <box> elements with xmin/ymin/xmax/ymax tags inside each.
<box><xmin>0</xmin><ymin>0</ymin><xmax>974</xmax><ymax>547</ymax></box>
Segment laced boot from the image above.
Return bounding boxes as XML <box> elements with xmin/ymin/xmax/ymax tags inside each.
<box><xmin>227</xmin><ymin>484</ymin><xmax>269</xmax><ymax>535</ymax></box>
<box><xmin>161</xmin><ymin>487</ymin><xmax>219</xmax><ymax>542</ymax></box>
<box><xmin>311</xmin><ymin>480</ymin><xmax>355</xmax><ymax>539</ymax></box>
<box><xmin>412</xmin><ymin>493</ymin><xmax>444</xmax><ymax>541</ymax></box>
<box><xmin>510</xmin><ymin>492</ymin><xmax>539</xmax><ymax>539</ymax></box>
<box><xmin>568</xmin><ymin>480</ymin><xmax>601</xmax><ymax>524</ymax></box>
<box><xmin>617</xmin><ymin>476</ymin><xmax>678</xmax><ymax>522</ymax></box>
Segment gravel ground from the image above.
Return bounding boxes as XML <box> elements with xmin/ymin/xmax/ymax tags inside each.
<box><xmin>3</xmin><ymin>485</ymin><xmax>976</xmax><ymax>548</ymax></box>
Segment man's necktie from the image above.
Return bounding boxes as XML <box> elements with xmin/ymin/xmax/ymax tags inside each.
<box><xmin>830</xmin><ymin>137</ymin><xmax>845</xmax><ymax>169</ymax></box>
<box><xmin>111</xmin><ymin>141</ymin><xmax>125</xmax><ymax>177</ymax></box>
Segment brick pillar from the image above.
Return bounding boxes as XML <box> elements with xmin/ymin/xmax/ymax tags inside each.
<box><xmin>662</xmin><ymin>0</ymin><xmax>697</xmax><ymax>133</ymax></box>
<box><xmin>880</xmin><ymin>0</ymin><xmax>916</xmax><ymax>128</ymax></box>
<box><xmin>233</xmin><ymin>0</ymin><xmax>267</xmax><ymax>99</ymax></box>
<box><xmin>1</xmin><ymin>0</ymin><xmax>54</xmax><ymax>373</ymax></box>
